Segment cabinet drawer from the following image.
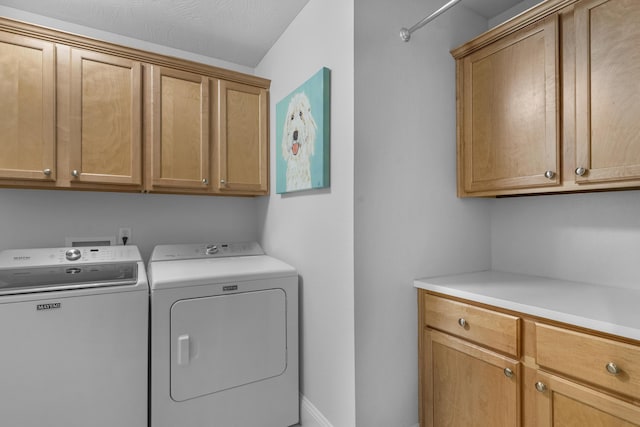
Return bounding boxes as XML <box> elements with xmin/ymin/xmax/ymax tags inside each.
<box><xmin>536</xmin><ymin>323</ymin><xmax>640</xmax><ymax>400</ymax></box>
<box><xmin>423</xmin><ymin>294</ymin><xmax>519</xmax><ymax>357</ymax></box>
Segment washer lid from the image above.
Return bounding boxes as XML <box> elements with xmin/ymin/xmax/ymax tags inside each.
<box><xmin>0</xmin><ymin>263</ymin><xmax>138</xmax><ymax>295</ymax></box>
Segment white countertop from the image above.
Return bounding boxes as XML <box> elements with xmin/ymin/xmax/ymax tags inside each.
<box><xmin>414</xmin><ymin>270</ymin><xmax>640</xmax><ymax>342</ymax></box>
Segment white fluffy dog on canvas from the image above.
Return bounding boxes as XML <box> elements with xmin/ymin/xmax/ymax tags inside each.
<box><xmin>282</xmin><ymin>92</ymin><xmax>317</xmax><ymax>192</ymax></box>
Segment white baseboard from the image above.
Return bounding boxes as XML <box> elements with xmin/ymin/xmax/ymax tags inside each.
<box><xmin>298</xmin><ymin>394</ymin><xmax>419</xmax><ymax>427</ymax></box>
<box><xmin>300</xmin><ymin>393</ymin><xmax>334</xmax><ymax>427</ymax></box>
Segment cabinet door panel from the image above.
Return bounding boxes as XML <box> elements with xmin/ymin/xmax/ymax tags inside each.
<box><xmin>533</xmin><ymin>371</ymin><xmax>640</xmax><ymax>427</ymax></box>
<box><xmin>69</xmin><ymin>49</ymin><xmax>142</xmax><ymax>186</ymax></box>
<box><xmin>424</xmin><ymin>329</ymin><xmax>520</xmax><ymax>427</ymax></box>
<box><xmin>0</xmin><ymin>32</ymin><xmax>55</xmax><ymax>181</ymax></box>
<box><xmin>148</xmin><ymin>66</ymin><xmax>210</xmax><ymax>191</ymax></box>
<box><xmin>217</xmin><ymin>80</ymin><xmax>268</xmax><ymax>194</ymax></box>
<box><xmin>575</xmin><ymin>0</ymin><xmax>640</xmax><ymax>183</ymax></box>
<box><xmin>460</xmin><ymin>15</ymin><xmax>559</xmax><ymax>195</ymax></box>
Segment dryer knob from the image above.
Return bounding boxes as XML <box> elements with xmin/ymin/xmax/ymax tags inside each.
<box><xmin>65</xmin><ymin>248</ymin><xmax>82</xmax><ymax>261</ymax></box>
<box><xmin>205</xmin><ymin>245</ymin><xmax>219</xmax><ymax>255</ymax></box>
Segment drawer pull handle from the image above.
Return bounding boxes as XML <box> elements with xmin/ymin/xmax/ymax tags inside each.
<box><xmin>503</xmin><ymin>368</ymin><xmax>514</xmax><ymax>378</ymax></box>
<box><xmin>544</xmin><ymin>170</ymin><xmax>556</xmax><ymax>179</ymax></box>
<box><xmin>535</xmin><ymin>381</ymin><xmax>547</xmax><ymax>393</ymax></box>
<box><xmin>606</xmin><ymin>362</ymin><xmax>621</xmax><ymax>375</ymax></box>
<box><xmin>457</xmin><ymin>318</ymin><xmax>467</xmax><ymax>328</ymax></box>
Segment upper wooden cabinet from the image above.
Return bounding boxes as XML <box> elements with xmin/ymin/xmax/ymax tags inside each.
<box><xmin>453</xmin><ymin>0</ymin><xmax>640</xmax><ymax>197</ymax></box>
<box><xmin>458</xmin><ymin>15</ymin><xmax>560</xmax><ymax>194</ymax></box>
<box><xmin>217</xmin><ymin>80</ymin><xmax>269</xmax><ymax>195</ymax></box>
<box><xmin>0</xmin><ymin>32</ymin><xmax>56</xmax><ymax>183</ymax></box>
<box><xmin>145</xmin><ymin>70</ymin><xmax>269</xmax><ymax>196</ymax></box>
<box><xmin>0</xmin><ymin>17</ymin><xmax>270</xmax><ymax>196</ymax></box>
<box><xmin>66</xmin><ymin>48</ymin><xmax>143</xmax><ymax>188</ymax></box>
<box><xmin>146</xmin><ymin>66</ymin><xmax>211</xmax><ymax>193</ymax></box>
<box><xmin>574</xmin><ymin>0</ymin><xmax>640</xmax><ymax>185</ymax></box>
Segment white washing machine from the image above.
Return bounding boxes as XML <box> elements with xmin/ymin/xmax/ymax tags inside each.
<box><xmin>0</xmin><ymin>245</ymin><xmax>148</xmax><ymax>427</ymax></box>
<box><xmin>148</xmin><ymin>242</ymin><xmax>299</xmax><ymax>427</ymax></box>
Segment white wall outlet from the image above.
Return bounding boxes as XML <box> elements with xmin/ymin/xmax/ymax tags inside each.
<box><xmin>118</xmin><ymin>227</ymin><xmax>132</xmax><ymax>245</ymax></box>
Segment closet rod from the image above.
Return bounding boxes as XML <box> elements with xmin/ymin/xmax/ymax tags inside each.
<box><xmin>400</xmin><ymin>0</ymin><xmax>461</xmax><ymax>42</ymax></box>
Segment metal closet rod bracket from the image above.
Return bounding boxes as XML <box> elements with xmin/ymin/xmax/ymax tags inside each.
<box><xmin>400</xmin><ymin>0</ymin><xmax>462</xmax><ymax>42</ymax></box>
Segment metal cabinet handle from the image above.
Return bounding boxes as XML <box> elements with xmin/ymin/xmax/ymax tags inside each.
<box><xmin>458</xmin><ymin>318</ymin><xmax>467</xmax><ymax>328</ymax></box>
<box><xmin>43</xmin><ymin>168</ymin><xmax>52</xmax><ymax>176</ymax></box>
<box><xmin>202</xmin><ymin>178</ymin><xmax>209</xmax><ymax>185</ymax></box>
<box><xmin>71</xmin><ymin>170</ymin><xmax>80</xmax><ymax>177</ymax></box>
<box><xmin>503</xmin><ymin>368</ymin><xmax>514</xmax><ymax>378</ymax></box>
<box><xmin>606</xmin><ymin>362</ymin><xmax>621</xmax><ymax>375</ymax></box>
<box><xmin>575</xmin><ymin>167</ymin><xmax>587</xmax><ymax>176</ymax></box>
<box><xmin>220</xmin><ymin>179</ymin><xmax>226</xmax><ymax>185</ymax></box>
<box><xmin>544</xmin><ymin>170</ymin><xmax>556</xmax><ymax>179</ymax></box>
<box><xmin>535</xmin><ymin>381</ymin><xmax>547</xmax><ymax>392</ymax></box>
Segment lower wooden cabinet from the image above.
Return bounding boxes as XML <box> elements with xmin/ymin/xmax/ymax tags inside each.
<box><xmin>418</xmin><ymin>291</ymin><xmax>640</xmax><ymax>427</ymax></box>
<box><xmin>532</xmin><ymin>370</ymin><xmax>640</xmax><ymax>427</ymax></box>
<box><xmin>423</xmin><ymin>329</ymin><xmax>520</xmax><ymax>427</ymax></box>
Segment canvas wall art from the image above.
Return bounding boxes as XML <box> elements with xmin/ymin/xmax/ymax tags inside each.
<box><xmin>276</xmin><ymin>67</ymin><xmax>330</xmax><ymax>194</ymax></box>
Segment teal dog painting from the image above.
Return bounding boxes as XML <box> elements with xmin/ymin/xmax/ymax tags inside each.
<box><xmin>276</xmin><ymin>67</ymin><xmax>330</xmax><ymax>194</ymax></box>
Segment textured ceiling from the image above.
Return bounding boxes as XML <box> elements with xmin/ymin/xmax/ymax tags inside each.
<box><xmin>0</xmin><ymin>0</ymin><xmax>312</xmax><ymax>67</ymax></box>
<box><xmin>0</xmin><ymin>0</ymin><xmax>526</xmax><ymax>68</ymax></box>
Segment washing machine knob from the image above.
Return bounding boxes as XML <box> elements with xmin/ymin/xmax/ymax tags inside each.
<box><xmin>205</xmin><ymin>245</ymin><xmax>218</xmax><ymax>255</ymax></box>
<box><xmin>65</xmin><ymin>248</ymin><xmax>82</xmax><ymax>261</ymax></box>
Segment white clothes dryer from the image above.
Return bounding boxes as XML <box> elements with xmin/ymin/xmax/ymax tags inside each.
<box><xmin>148</xmin><ymin>242</ymin><xmax>299</xmax><ymax>427</ymax></box>
<box><xmin>0</xmin><ymin>245</ymin><xmax>148</xmax><ymax>427</ymax></box>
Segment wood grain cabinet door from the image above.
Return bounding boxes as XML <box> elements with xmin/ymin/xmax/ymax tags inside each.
<box><xmin>532</xmin><ymin>371</ymin><xmax>640</xmax><ymax>427</ymax></box>
<box><xmin>147</xmin><ymin>65</ymin><xmax>210</xmax><ymax>192</ymax></box>
<box><xmin>423</xmin><ymin>329</ymin><xmax>521</xmax><ymax>427</ymax></box>
<box><xmin>68</xmin><ymin>49</ymin><xmax>142</xmax><ymax>187</ymax></box>
<box><xmin>575</xmin><ymin>0</ymin><xmax>640</xmax><ymax>184</ymax></box>
<box><xmin>0</xmin><ymin>32</ymin><xmax>55</xmax><ymax>182</ymax></box>
<box><xmin>216</xmin><ymin>80</ymin><xmax>268</xmax><ymax>195</ymax></box>
<box><xmin>459</xmin><ymin>15</ymin><xmax>560</xmax><ymax>196</ymax></box>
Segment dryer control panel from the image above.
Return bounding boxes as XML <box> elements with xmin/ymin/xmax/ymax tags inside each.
<box><xmin>149</xmin><ymin>242</ymin><xmax>264</xmax><ymax>262</ymax></box>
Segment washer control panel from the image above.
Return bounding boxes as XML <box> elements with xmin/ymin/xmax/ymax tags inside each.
<box><xmin>0</xmin><ymin>246</ymin><xmax>142</xmax><ymax>268</ymax></box>
<box><xmin>150</xmin><ymin>242</ymin><xmax>264</xmax><ymax>262</ymax></box>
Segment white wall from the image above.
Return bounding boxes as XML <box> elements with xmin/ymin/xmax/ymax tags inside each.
<box><xmin>255</xmin><ymin>0</ymin><xmax>356</xmax><ymax>426</ymax></box>
<box><xmin>0</xmin><ymin>7</ymin><xmax>259</xmax><ymax>261</ymax></box>
<box><xmin>492</xmin><ymin>191</ymin><xmax>640</xmax><ymax>290</ymax></box>
<box><xmin>0</xmin><ymin>189</ymin><xmax>258</xmax><ymax>261</ymax></box>
<box><xmin>353</xmin><ymin>1</ymin><xmax>490</xmax><ymax>426</ymax></box>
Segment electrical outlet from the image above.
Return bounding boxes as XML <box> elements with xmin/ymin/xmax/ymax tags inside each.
<box><xmin>118</xmin><ymin>227</ymin><xmax>132</xmax><ymax>245</ymax></box>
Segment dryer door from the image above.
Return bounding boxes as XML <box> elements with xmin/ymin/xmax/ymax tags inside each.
<box><xmin>170</xmin><ymin>288</ymin><xmax>287</xmax><ymax>402</ymax></box>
